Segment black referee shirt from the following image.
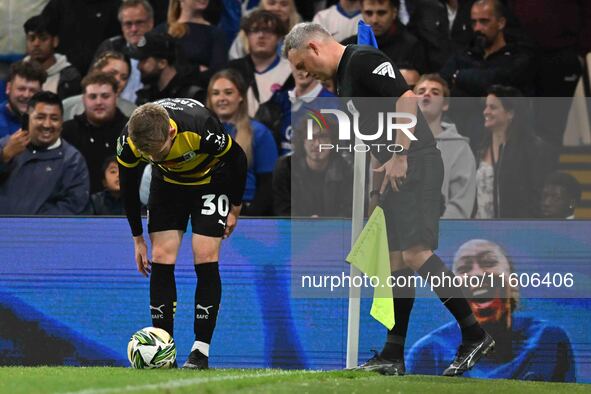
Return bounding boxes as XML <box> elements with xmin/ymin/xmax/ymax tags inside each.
<box><xmin>335</xmin><ymin>44</ymin><xmax>436</xmax><ymax>162</ymax></box>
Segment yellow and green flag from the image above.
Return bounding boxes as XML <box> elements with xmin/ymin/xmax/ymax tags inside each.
<box><xmin>346</xmin><ymin>206</ymin><xmax>395</xmax><ymax>330</ymax></box>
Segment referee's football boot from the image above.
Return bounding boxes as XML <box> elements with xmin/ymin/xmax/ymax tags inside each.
<box><xmin>443</xmin><ymin>332</ymin><xmax>495</xmax><ymax>376</ymax></box>
<box><xmin>183</xmin><ymin>349</ymin><xmax>209</xmax><ymax>370</ymax></box>
<box><xmin>353</xmin><ymin>350</ymin><xmax>405</xmax><ymax>375</ymax></box>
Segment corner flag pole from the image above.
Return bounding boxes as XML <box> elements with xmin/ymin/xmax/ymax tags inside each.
<box><xmin>346</xmin><ymin>136</ymin><xmax>366</xmax><ymax>369</ymax></box>
<box><xmin>346</xmin><ymin>18</ymin><xmax>378</xmax><ymax>371</ymax></box>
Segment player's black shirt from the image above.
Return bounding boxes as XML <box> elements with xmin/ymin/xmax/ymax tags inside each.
<box><xmin>117</xmin><ymin>98</ymin><xmax>233</xmax><ymax>186</ymax></box>
<box><xmin>118</xmin><ymin>98</ymin><xmax>247</xmax><ymax>236</ymax></box>
<box><xmin>336</xmin><ymin>45</ymin><xmax>436</xmax><ymax>162</ymax></box>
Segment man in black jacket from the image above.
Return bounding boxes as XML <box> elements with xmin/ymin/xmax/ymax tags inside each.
<box><xmin>407</xmin><ymin>0</ymin><xmax>476</xmax><ymax>72</ymax></box>
<box><xmin>439</xmin><ymin>0</ymin><xmax>533</xmax><ymax>151</ymax></box>
<box><xmin>62</xmin><ymin>72</ymin><xmax>128</xmax><ymax>194</ymax></box>
<box><xmin>440</xmin><ymin>0</ymin><xmax>533</xmax><ymax>97</ymax></box>
<box><xmin>131</xmin><ymin>31</ymin><xmax>206</xmax><ymax>105</ymax></box>
<box><xmin>342</xmin><ymin>0</ymin><xmax>427</xmax><ymax>73</ymax></box>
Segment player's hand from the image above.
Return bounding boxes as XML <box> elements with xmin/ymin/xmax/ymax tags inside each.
<box><xmin>223</xmin><ymin>204</ymin><xmax>241</xmax><ymax>239</ymax></box>
<box><xmin>1</xmin><ymin>129</ymin><xmax>30</xmax><ymax>163</ymax></box>
<box><xmin>133</xmin><ymin>235</ymin><xmax>151</xmax><ymax>277</ymax></box>
<box><xmin>374</xmin><ymin>155</ymin><xmax>408</xmax><ymax>193</ymax></box>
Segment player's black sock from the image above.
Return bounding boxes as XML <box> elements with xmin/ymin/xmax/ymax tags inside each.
<box><xmin>193</xmin><ymin>262</ymin><xmax>222</xmax><ymax>357</ymax></box>
<box><xmin>417</xmin><ymin>254</ymin><xmax>485</xmax><ymax>342</ymax></box>
<box><xmin>381</xmin><ymin>267</ymin><xmax>415</xmax><ymax>360</ymax></box>
<box><xmin>150</xmin><ymin>262</ymin><xmax>177</xmax><ymax>337</ymax></box>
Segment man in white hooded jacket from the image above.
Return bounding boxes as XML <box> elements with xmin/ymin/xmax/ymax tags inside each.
<box><xmin>23</xmin><ymin>15</ymin><xmax>81</xmax><ymax>100</ymax></box>
<box><xmin>415</xmin><ymin>73</ymin><xmax>476</xmax><ymax>218</ymax></box>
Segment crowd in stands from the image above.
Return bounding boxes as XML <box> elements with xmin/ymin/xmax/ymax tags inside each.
<box><xmin>0</xmin><ymin>0</ymin><xmax>588</xmax><ymax>218</ymax></box>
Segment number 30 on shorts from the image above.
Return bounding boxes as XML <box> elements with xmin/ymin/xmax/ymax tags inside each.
<box><xmin>201</xmin><ymin>194</ymin><xmax>230</xmax><ymax>216</ymax></box>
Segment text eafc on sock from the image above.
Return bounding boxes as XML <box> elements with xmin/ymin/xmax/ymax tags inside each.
<box><xmin>150</xmin><ymin>262</ymin><xmax>177</xmax><ymax>337</ymax></box>
<box><xmin>194</xmin><ymin>262</ymin><xmax>222</xmax><ymax>346</ymax></box>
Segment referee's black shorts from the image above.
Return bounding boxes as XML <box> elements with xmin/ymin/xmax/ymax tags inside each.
<box><xmin>147</xmin><ymin>174</ymin><xmax>231</xmax><ymax>237</ymax></box>
<box><xmin>382</xmin><ymin>147</ymin><xmax>444</xmax><ymax>252</ymax></box>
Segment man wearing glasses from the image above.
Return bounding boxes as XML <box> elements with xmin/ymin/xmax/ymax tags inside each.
<box><xmin>95</xmin><ymin>0</ymin><xmax>155</xmax><ymax>103</ymax></box>
<box><xmin>228</xmin><ymin>10</ymin><xmax>292</xmax><ymax>117</ymax></box>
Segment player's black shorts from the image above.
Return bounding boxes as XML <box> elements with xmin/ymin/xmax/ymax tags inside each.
<box><xmin>382</xmin><ymin>147</ymin><xmax>444</xmax><ymax>252</ymax></box>
<box><xmin>147</xmin><ymin>176</ymin><xmax>231</xmax><ymax>237</ymax></box>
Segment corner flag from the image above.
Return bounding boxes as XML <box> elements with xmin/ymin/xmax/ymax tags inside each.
<box><xmin>345</xmin><ymin>20</ymin><xmax>395</xmax><ymax>331</ymax></box>
<box><xmin>356</xmin><ymin>20</ymin><xmax>378</xmax><ymax>48</ymax></box>
<box><xmin>346</xmin><ymin>206</ymin><xmax>395</xmax><ymax>330</ymax></box>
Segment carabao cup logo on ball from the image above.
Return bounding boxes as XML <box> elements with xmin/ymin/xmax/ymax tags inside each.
<box><xmin>306</xmin><ymin>99</ymin><xmax>417</xmax><ymax>153</ymax></box>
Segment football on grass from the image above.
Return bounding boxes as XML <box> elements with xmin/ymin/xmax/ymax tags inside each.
<box><xmin>127</xmin><ymin>327</ymin><xmax>176</xmax><ymax>369</ymax></box>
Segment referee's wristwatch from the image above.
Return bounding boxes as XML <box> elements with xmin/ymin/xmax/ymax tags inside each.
<box><xmin>396</xmin><ymin>148</ymin><xmax>409</xmax><ymax>156</ymax></box>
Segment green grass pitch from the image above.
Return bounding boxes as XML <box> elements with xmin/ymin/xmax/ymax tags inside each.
<box><xmin>0</xmin><ymin>368</ymin><xmax>588</xmax><ymax>394</ymax></box>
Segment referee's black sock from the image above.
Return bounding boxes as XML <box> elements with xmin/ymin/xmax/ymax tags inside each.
<box><xmin>192</xmin><ymin>262</ymin><xmax>222</xmax><ymax>357</ymax></box>
<box><xmin>417</xmin><ymin>254</ymin><xmax>485</xmax><ymax>343</ymax></box>
<box><xmin>150</xmin><ymin>262</ymin><xmax>177</xmax><ymax>337</ymax></box>
<box><xmin>381</xmin><ymin>267</ymin><xmax>415</xmax><ymax>361</ymax></box>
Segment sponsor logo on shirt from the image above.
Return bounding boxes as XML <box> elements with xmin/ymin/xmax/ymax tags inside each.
<box><xmin>182</xmin><ymin>151</ymin><xmax>197</xmax><ymax>161</ymax></box>
<box><xmin>205</xmin><ymin>130</ymin><xmax>225</xmax><ymax>149</ymax></box>
<box><xmin>155</xmin><ymin>98</ymin><xmax>205</xmax><ymax>111</ymax></box>
<box><xmin>116</xmin><ymin>135</ymin><xmax>126</xmax><ymax>156</ymax></box>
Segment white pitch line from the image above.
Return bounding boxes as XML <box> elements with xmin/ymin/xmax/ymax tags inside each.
<box><xmin>60</xmin><ymin>370</ymin><xmax>317</xmax><ymax>394</ymax></box>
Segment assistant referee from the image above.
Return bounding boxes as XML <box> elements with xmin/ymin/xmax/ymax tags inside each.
<box><xmin>284</xmin><ymin>23</ymin><xmax>494</xmax><ymax>376</ymax></box>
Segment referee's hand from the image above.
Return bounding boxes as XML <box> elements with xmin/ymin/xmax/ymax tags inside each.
<box><xmin>133</xmin><ymin>235</ymin><xmax>151</xmax><ymax>277</ymax></box>
<box><xmin>374</xmin><ymin>155</ymin><xmax>408</xmax><ymax>193</ymax></box>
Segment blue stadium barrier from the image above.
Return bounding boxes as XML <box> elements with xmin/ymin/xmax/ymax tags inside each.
<box><xmin>0</xmin><ymin>218</ymin><xmax>589</xmax><ymax>383</ymax></box>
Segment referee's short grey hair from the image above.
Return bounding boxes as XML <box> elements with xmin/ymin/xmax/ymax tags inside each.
<box><xmin>282</xmin><ymin>22</ymin><xmax>332</xmax><ymax>58</ymax></box>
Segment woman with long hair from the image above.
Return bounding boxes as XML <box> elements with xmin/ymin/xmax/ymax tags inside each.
<box><xmin>229</xmin><ymin>0</ymin><xmax>302</xmax><ymax>60</ymax></box>
<box><xmin>207</xmin><ymin>69</ymin><xmax>278</xmax><ymax>215</ymax></box>
<box><xmin>156</xmin><ymin>0</ymin><xmax>227</xmax><ymax>75</ymax></box>
<box><xmin>475</xmin><ymin>85</ymin><xmax>554</xmax><ymax>218</ymax></box>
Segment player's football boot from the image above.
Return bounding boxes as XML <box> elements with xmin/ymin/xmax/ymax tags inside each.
<box><xmin>353</xmin><ymin>350</ymin><xmax>405</xmax><ymax>375</ymax></box>
<box><xmin>182</xmin><ymin>349</ymin><xmax>209</xmax><ymax>370</ymax></box>
<box><xmin>442</xmin><ymin>332</ymin><xmax>495</xmax><ymax>376</ymax></box>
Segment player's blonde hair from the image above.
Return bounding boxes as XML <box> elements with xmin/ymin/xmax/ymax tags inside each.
<box><xmin>127</xmin><ymin>103</ymin><xmax>170</xmax><ymax>153</ymax></box>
